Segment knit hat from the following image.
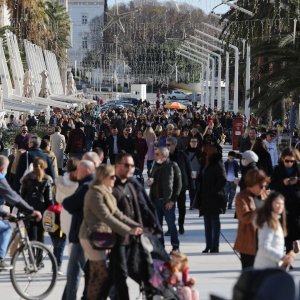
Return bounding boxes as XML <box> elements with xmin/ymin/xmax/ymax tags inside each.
<box><xmin>241</xmin><ymin>150</ymin><xmax>259</xmax><ymax>163</ymax></box>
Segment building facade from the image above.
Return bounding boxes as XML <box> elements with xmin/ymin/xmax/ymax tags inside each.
<box><xmin>67</xmin><ymin>0</ymin><xmax>105</xmax><ymax>70</ymax></box>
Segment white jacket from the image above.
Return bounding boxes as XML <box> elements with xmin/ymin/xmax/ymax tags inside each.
<box><xmin>55</xmin><ymin>173</ymin><xmax>78</xmax><ymax>237</ymax></box>
<box><xmin>254</xmin><ymin>222</ymin><xmax>285</xmax><ymax>269</ymax></box>
<box><xmin>263</xmin><ymin>140</ymin><xmax>279</xmax><ymax>167</ymax></box>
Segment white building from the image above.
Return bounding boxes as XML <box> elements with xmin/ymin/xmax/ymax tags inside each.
<box><xmin>67</xmin><ymin>0</ymin><xmax>105</xmax><ymax>71</ymax></box>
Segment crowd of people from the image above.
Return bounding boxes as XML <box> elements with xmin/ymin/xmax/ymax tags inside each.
<box><xmin>0</xmin><ymin>99</ymin><xmax>300</xmax><ymax>299</ymax></box>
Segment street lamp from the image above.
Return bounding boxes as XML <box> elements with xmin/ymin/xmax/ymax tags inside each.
<box><xmin>203</xmin><ymin>21</ymin><xmax>251</xmax><ymax>118</ymax></box>
<box><xmin>195</xmin><ymin>29</ymin><xmax>239</xmax><ymax>113</ymax></box>
<box><xmin>177</xmin><ymin>48</ymin><xmax>215</xmax><ymax>108</ymax></box>
<box><xmin>176</xmin><ymin>51</ymin><xmax>210</xmax><ymax>106</ymax></box>
<box><xmin>175</xmin><ymin>50</ymin><xmax>210</xmax><ymax>107</ymax></box>
<box><xmin>222</xmin><ymin>0</ymin><xmax>255</xmax><ymax>17</ymax></box>
<box><xmin>182</xmin><ymin>41</ymin><xmax>223</xmax><ymax>110</ymax></box>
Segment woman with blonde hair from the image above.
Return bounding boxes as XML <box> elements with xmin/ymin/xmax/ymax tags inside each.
<box><xmin>79</xmin><ymin>164</ymin><xmax>143</xmax><ymax>300</ymax></box>
<box><xmin>254</xmin><ymin>192</ymin><xmax>294</xmax><ymax>269</ymax></box>
<box><xmin>21</xmin><ymin>157</ymin><xmax>53</xmax><ymax>243</ymax></box>
<box><xmin>143</xmin><ymin>125</ymin><xmax>157</xmax><ymax>175</ymax></box>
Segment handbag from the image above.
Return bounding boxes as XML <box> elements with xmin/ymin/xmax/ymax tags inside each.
<box><xmin>88</xmin><ymin>231</ymin><xmax>116</xmax><ymax>250</ymax></box>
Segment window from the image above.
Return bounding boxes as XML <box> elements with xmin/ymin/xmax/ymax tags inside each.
<box><xmin>82</xmin><ymin>37</ymin><xmax>88</xmax><ymax>49</ymax></box>
<box><xmin>82</xmin><ymin>15</ymin><xmax>88</xmax><ymax>25</ymax></box>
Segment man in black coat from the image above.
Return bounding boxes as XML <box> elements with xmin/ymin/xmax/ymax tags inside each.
<box><xmin>65</xmin><ymin>122</ymin><xmax>86</xmax><ymax>159</ymax></box>
<box><xmin>14</xmin><ymin>136</ymin><xmax>55</xmax><ymax>193</ymax></box>
<box><xmin>62</xmin><ymin>160</ymin><xmax>95</xmax><ymax>300</ymax></box>
<box><xmin>110</xmin><ymin>153</ymin><xmax>161</xmax><ymax>300</ymax></box>
<box><xmin>238</xmin><ymin>127</ymin><xmax>257</xmax><ymax>152</ymax></box>
<box><xmin>107</xmin><ymin>126</ymin><xmax>120</xmax><ymax>164</ymax></box>
<box><xmin>118</xmin><ymin>128</ymin><xmax>134</xmax><ymax>155</ymax></box>
<box><xmin>166</xmin><ymin>137</ymin><xmax>192</xmax><ymax>234</ymax></box>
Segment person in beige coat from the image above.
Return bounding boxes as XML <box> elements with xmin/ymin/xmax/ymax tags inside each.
<box><xmin>50</xmin><ymin>126</ymin><xmax>66</xmax><ymax>175</ymax></box>
<box><xmin>79</xmin><ymin>164</ymin><xmax>143</xmax><ymax>300</ymax></box>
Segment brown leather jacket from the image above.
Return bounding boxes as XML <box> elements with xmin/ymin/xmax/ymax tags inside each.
<box><xmin>234</xmin><ymin>189</ymin><xmax>257</xmax><ymax>256</ymax></box>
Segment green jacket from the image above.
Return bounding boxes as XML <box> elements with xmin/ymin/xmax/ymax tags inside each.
<box><xmin>150</xmin><ymin>159</ymin><xmax>182</xmax><ymax>205</ymax></box>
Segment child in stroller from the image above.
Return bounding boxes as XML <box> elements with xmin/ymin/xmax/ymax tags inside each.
<box><xmin>165</xmin><ymin>252</ymin><xmax>199</xmax><ymax>300</ymax></box>
<box><xmin>147</xmin><ymin>248</ymin><xmax>199</xmax><ymax>299</ymax></box>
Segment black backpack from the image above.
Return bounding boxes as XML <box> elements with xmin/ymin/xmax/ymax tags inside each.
<box><xmin>25</xmin><ymin>180</ymin><xmax>48</xmax><ymax>213</ymax></box>
<box><xmin>233</xmin><ymin>268</ymin><xmax>295</xmax><ymax>300</ymax></box>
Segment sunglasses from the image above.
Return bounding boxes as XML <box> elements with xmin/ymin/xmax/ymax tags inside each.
<box><xmin>166</xmin><ymin>143</ymin><xmax>172</xmax><ymax>147</ymax></box>
<box><xmin>120</xmin><ymin>163</ymin><xmax>135</xmax><ymax>168</ymax></box>
<box><xmin>284</xmin><ymin>160</ymin><xmax>295</xmax><ymax>164</ymax></box>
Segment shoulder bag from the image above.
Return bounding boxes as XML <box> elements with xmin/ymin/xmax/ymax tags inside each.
<box><xmin>86</xmin><ymin>222</ymin><xmax>116</xmax><ymax>250</ymax></box>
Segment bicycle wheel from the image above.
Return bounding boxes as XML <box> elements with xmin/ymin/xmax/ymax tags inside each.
<box><xmin>10</xmin><ymin>241</ymin><xmax>57</xmax><ymax>300</ymax></box>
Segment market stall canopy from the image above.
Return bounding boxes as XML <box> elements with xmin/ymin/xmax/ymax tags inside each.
<box><xmin>164</xmin><ymin>102</ymin><xmax>187</xmax><ymax>110</ymax></box>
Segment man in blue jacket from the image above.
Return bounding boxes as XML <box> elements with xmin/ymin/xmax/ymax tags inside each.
<box><xmin>0</xmin><ymin>155</ymin><xmax>41</xmax><ymax>270</ymax></box>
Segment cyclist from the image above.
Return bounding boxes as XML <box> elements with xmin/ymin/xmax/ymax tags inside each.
<box><xmin>0</xmin><ymin>155</ymin><xmax>42</xmax><ymax>270</ymax></box>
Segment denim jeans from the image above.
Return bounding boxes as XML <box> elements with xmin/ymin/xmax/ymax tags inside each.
<box><xmin>203</xmin><ymin>214</ymin><xmax>220</xmax><ymax>249</ymax></box>
<box><xmin>154</xmin><ymin>199</ymin><xmax>179</xmax><ymax>249</ymax></box>
<box><xmin>50</xmin><ymin>236</ymin><xmax>66</xmax><ymax>268</ymax></box>
<box><xmin>62</xmin><ymin>242</ymin><xmax>86</xmax><ymax>300</ymax></box>
<box><xmin>0</xmin><ymin>220</ymin><xmax>12</xmax><ymax>258</ymax></box>
<box><xmin>189</xmin><ymin>179</ymin><xmax>199</xmax><ymax>208</ymax></box>
<box><xmin>85</xmin><ymin>140</ymin><xmax>93</xmax><ymax>152</ymax></box>
<box><xmin>224</xmin><ymin>181</ymin><xmax>237</xmax><ymax>207</ymax></box>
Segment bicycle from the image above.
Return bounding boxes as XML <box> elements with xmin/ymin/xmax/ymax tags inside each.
<box><xmin>3</xmin><ymin>214</ymin><xmax>57</xmax><ymax>300</ymax></box>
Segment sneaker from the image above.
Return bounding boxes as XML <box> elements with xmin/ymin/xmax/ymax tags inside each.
<box><xmin>164</xmin><ymin>230</ymin><xmax>170</xmax><ymax>236</ymax></box>
<box><xmin>0</xmin><ymin>259</ymin><xmax>13</xmax><ymax>270</ymax></box>
<box><xmin>57</xmin><ymin>267</ymin><xmax>64</xmax><ymax>276</ymax></box>
<box><xmin>293</xmin><ymin>240</ymin><xmax>300</xmax><ymax>254</ymax></box>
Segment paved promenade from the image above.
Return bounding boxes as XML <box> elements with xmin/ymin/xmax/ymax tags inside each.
<box><xmin>2</xmin><ymin>208</ymin><xmax>300</xmax><ymax>300</ymax></box>
<box><xmin>2</xmin><ymin>145</ymin><xmax>300</xmax><ymax>299</ymax></box>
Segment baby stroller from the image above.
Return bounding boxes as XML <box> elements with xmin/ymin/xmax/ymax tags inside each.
<box><xmin>127</xmin><ymin>233</ymin><xmax>180</xmax><ymax>300</ymax></box>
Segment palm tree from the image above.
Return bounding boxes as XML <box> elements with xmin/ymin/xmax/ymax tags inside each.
<box><xmin>6</xmin><ymin>0</ymin><xmax>49</xmax><ymax>46</ymax></box>
<box><xmin>219</xmin><ymin>0</ymin><xmax>299</xmax><ymax>117</ymax></box>
<box><xmin>45</xmin><ymin>0</ymin><xmax>71</xmax><ymax>63</ymax></box>
<box><xmin>5</xmin><ymin>0</ymin><xmax>70</xmax><ymax>63</ymax></box>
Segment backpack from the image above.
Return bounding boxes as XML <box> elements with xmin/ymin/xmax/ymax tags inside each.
<box><xmin>42</xmin><ymin>204</ymin><xmax>62</xmax><ymax>233</ymax></box>
<box><xmin>25</xmin><ymin>180</ymin><xmax>48</xmax><ymax>212</ymax></box>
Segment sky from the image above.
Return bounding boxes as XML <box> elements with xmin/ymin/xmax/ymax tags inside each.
<box><xmin>107</xmin><ymin>0</ymin><xmax>229</xmax><ymax>14</ymax></box>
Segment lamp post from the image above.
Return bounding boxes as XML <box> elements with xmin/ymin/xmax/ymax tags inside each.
<box><xmin>177</xmin><ymin>48</ymin><xmax>215</xmax><ymax>108</ymax></box>
<box><xmin>203</xmin><ymin>20</ymin><xmax>251</xmax><ymax>117</ymax></box>
<box><xmin>181</xmin><ymin>42</ymin><xmax>222</xmax><ymax>110</ymax></box>
<box><xmin>195</xmin><ymin>29</ymin><xmax>239</xmax><ymax>113</ymax></box>
<box><xmin>176</xmin><ymin>50</ymin><xmax>211</xmax><ymax>106</ymax></box>
<box><xmin>222</xmin><ymin>0</ymin><xmax>255</xmax><ymax>17</ymax></box>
